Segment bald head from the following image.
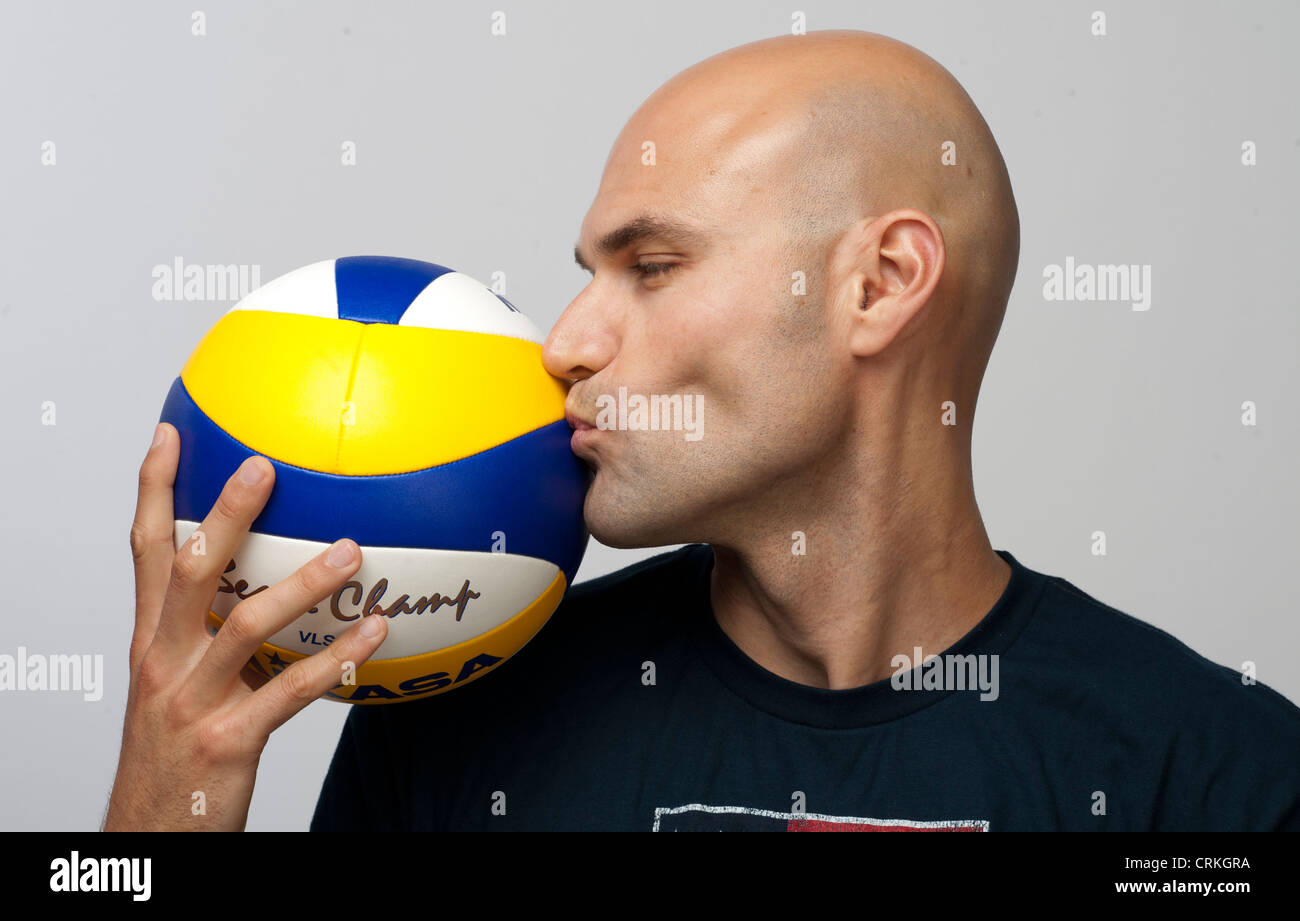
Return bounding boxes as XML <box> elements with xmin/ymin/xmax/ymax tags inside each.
<box><xmin>607</xmin><ymin>30</ymin><xmax>1019</xmax><ymax>382</ymax></box>
<box><xmin>548</xmin><ymin>30</ymin><xmax>1020</xmax><ymax>549</ymax></box>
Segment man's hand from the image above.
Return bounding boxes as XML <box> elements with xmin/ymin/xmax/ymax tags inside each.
<box><xmin>103</xmin><ymin>422</ymin><xmax>389</xmax><ymax>831</ymax></box>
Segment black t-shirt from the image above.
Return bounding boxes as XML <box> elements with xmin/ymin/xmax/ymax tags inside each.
<box><xmin>310</xmin><ymin>545</ymin><xmax>1300</xmax><ymax>831</ymax></box>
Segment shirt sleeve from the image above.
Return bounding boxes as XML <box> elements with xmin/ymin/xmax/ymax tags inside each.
<box><xmin>310</xmin><ymin>705</ymin><xmax>406</xmax><ymax>831</ymax></box>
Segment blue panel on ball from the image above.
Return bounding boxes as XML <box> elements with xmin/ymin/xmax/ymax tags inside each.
<box><xmin>159</xmin><ymin>377</ymin><xmax>590</xmax><ymax>587</ymax></box>
<box><xmin>334</xmin><ymin>255</ymin><xmax>455</xmax><ymax>325</ymax></box>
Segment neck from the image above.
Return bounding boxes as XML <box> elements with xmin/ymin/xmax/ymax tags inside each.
<box><xmin>706</xmin><ymin>426</ymin><xmax>1009</xmax><ymax>690</ymax></box>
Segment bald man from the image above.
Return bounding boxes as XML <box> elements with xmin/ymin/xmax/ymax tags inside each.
<box><xmin>109</xmin><ymin>30</ymin><xmax>1297</xmax><ymax>832</ymax></box>
<box><xmin>308</xmin><ymin>31</ymin><xmax>1300</xmax><ymax>832</ymax></box>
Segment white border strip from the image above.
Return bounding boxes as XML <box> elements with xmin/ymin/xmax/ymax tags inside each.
<box><xmin>651</xmin><ymin>803</ymin><xmax>989</xmax><ymax>832</ymax></box>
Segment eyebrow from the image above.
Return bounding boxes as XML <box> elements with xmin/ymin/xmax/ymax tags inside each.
<box><xmin>573</xmin><ymin>214</ymin><xmax>709</xmax><ymax>273</ymax></box>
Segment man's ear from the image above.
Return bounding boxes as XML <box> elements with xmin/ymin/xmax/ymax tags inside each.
<box><xmin>841</xmin><ymin>209</ymin><xmax>945</xmax><ymax>358</ymax></box>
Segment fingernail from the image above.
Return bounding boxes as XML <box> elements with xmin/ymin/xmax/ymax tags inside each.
<box><xmin>151</xmin><ymin>424</ymin><xmax>165</xmax><ymax>449</ymax></box>
<box><xmin>238</xmin><ymin>457</ymin><xmax>266</xmax><ymax>485</ymax></box>
<box><xmin>326</xmin><ymin>539</ymin><xmax>354</xmax><ymax>567</ymax></box>
<box><xmin>359</xmin><ymin>614</ymin><xmax>382</xmax><ymax>637</ymax></box>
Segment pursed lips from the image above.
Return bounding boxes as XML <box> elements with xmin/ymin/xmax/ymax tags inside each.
<box><xmin>565</xmin><ymin>409</ymin><xmax>595</xmax><ymax>431</ymax></box>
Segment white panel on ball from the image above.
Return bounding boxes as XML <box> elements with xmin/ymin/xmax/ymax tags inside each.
<box><xmin>173</xmin><ymin>521</ymin><xmax>560</xmax><ymax>659</ymax></box>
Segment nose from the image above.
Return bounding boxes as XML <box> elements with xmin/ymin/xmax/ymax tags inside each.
<box><xmin>541</xmin><ymin>288</ymin><xmax>615</xmax><ymax>384</ymax></box>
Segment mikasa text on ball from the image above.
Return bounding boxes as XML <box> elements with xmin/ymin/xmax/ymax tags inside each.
<box><xmin>158</xmin><ymin>256</ymin><xmax>590</xmax><ymax>704</ymax></box>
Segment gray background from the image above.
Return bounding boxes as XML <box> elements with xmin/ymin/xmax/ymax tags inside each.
<box><xmin>1</xmin><ymin>0</ymin><xmax>1295</xmax><ymax>831</ymax></box>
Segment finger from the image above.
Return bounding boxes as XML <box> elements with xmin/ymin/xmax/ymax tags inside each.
<box><xmin>128</xmin><ymin>423</ymin><xmax>179</xmax><ymax>673</ymax></box>
<box><xmin>182</xmin><ymin>538</ymin><xmax>362</xmax><ymax>709</ymax></box>
<box><xmin>151</xmin><ymin>454</ymin><xmax>275</xmax><ymax>663</ymax></box>
<box><xmin>234</xmin><ymin>612</ymin><xmax>389</xmax><ymax>738</ymax></box>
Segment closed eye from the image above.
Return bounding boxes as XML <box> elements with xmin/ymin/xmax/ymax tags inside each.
<box><xmin>631</xmin><ymin>261</ymin><xmax>681</xmax><ymax>278</ymax></box>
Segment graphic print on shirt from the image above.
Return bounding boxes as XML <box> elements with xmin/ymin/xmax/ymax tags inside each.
<box><xmin>652</xmin><ymin>804</ymin><xmax>989</xmax><ymax>831</ymax></box>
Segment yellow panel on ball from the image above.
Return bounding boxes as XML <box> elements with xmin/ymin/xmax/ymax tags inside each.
<box><xmin>181</xmin><ymin>310</ymin><xmax>361</xmax><ymax>471</ymax></box>
<box><xmin>340</xmin><ymin>324</ymin><xmax>568</xmax><ymax>475</ymax></box>
<box><xmin>181</xmin><ymin>310</ymin><xmax>569</xmax><ymax>475</ymax></box>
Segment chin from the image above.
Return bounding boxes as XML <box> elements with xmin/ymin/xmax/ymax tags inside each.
<box><xmin>582</xmin><ymin>479</ymin><xmax>689</xmax><ymax>550</ymax></box>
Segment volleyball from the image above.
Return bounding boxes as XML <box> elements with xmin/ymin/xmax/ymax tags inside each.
<box><xmin>158</xmin><ymin>255</ymin><xmax>590</xmax><ymax>704</ymax></box>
